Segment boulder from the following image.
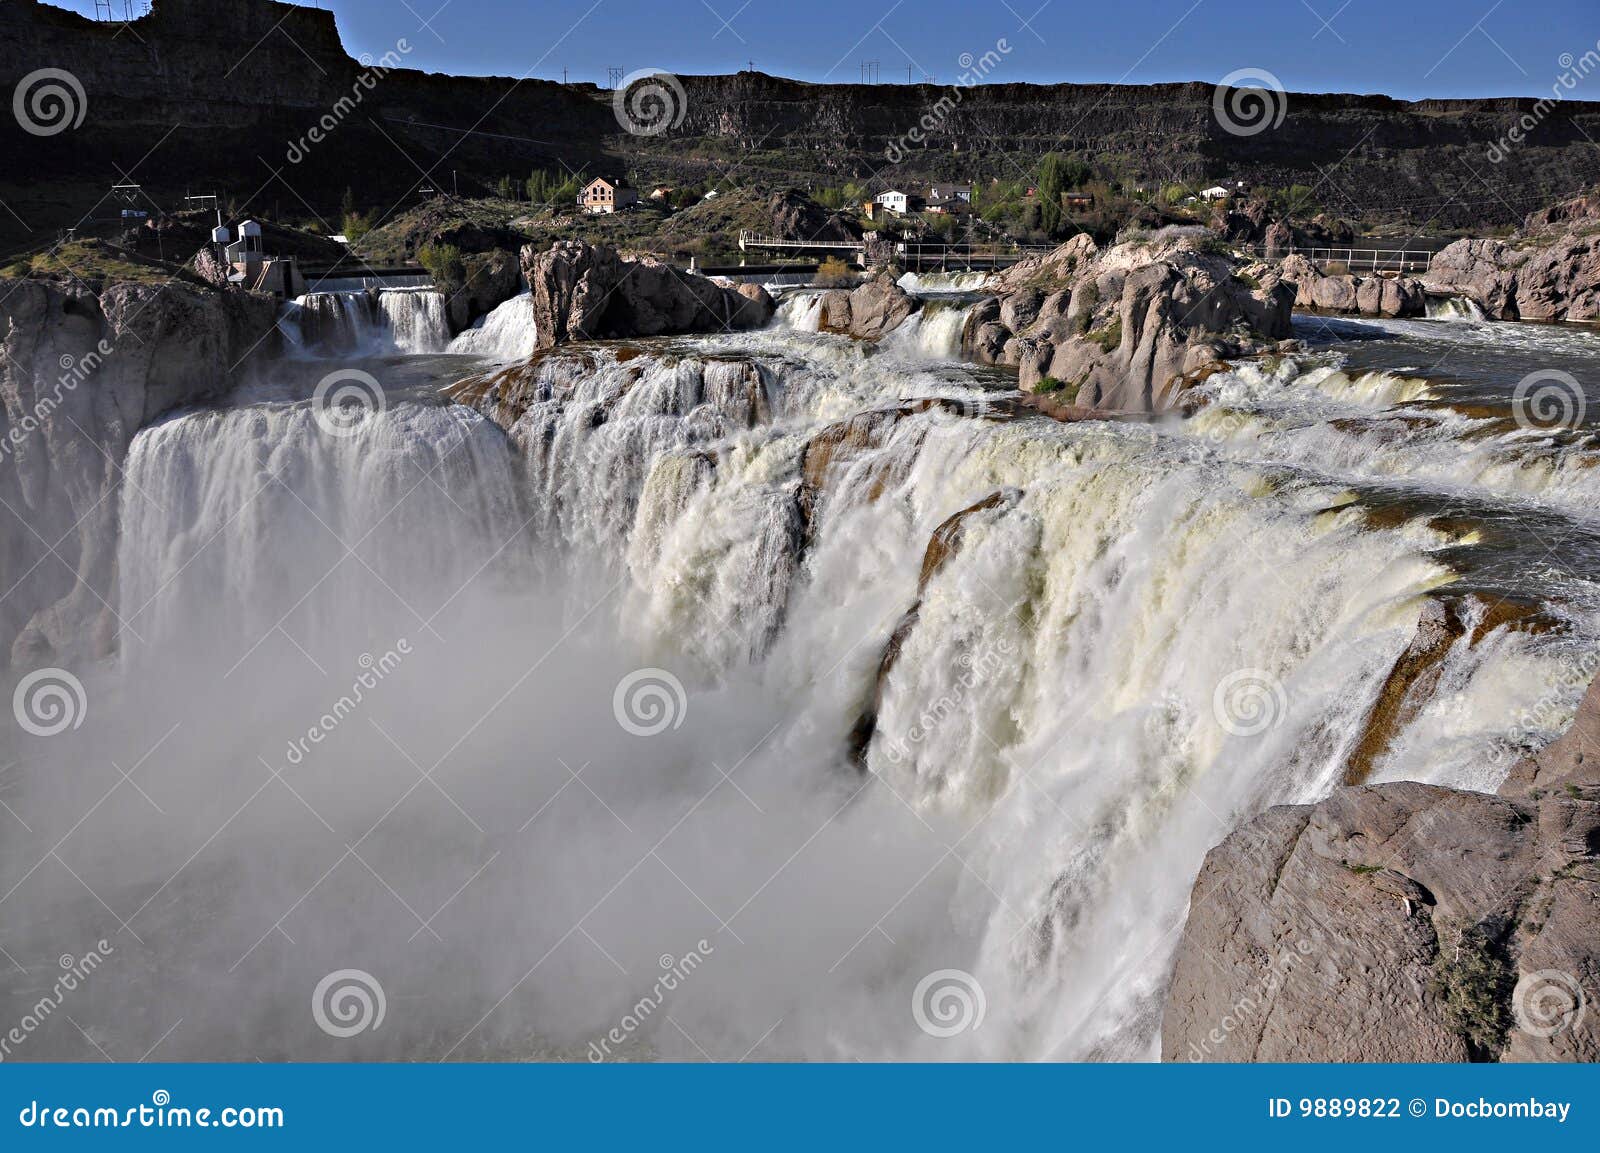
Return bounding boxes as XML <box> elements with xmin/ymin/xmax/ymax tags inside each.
<box><xmin>1423</xmin><ymin>238</ymin><xmax>1521</xmax><ymax>319</ymax></box>
<box><xmin>523</xmin><ymin>240</ymin><xmax>773</xmax><ymax>348</ymax></box>
<box><xmin>813</xmin><ymin>273</ymin><xmax>917</xmax><ymax>341</ymax></box>
<box><xmin>1163</xmin><ymin>780</ymin><xmax>1599</xmax><ymax>1062</ymax></box>
<box><xmin>446</xmin><ymin>247</ymin><xmax>521</xmax><ymax>333</ymax></box>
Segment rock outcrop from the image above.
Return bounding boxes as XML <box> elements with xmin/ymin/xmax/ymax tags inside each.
<box><xmin>0</xmin><ymin>277</ymin><xmax>278</xmax><ymax>668</ymax></box>
<box><xmin>967</xmin><ymin>230</ymin><xmax>1293</xmax><ymax>412</ymax></box>
<box><xmin>1165</xmin><ymin>643</ymin><xmax>1600</xmax><ymax>1063</ymax></box>
<box><xmin>815</xmin><ymin>273</ymin><xmax>917</xmax><ymax>341</ymax></box>
<box><xmin>1275</xmin><ymin>254</ymin><xmax>1426</xmax><ymax>317</ymax></box>
<box><xmin>1164</xmin><ymin>779</ymin><xmax>1599</xmax><ymax>1062</ymax></box>
<box><xmin>767</xmin><ymin>189</ymin><xmax>860</xmax><ymax>245</ymax></box>
<box><xmin>524</xmin><ymin>241</ymin><xmax>773</xmax><ymax>348</ymax></box>
<box><xmin>1422</xmin><ymin>189</ymin><xmax>1600</xmax><ymax>322</ymax></box>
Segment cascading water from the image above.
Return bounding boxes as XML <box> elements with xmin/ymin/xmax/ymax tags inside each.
<box><xmin>280</xmin><ymin>288</ymin><xmax>451</xmax><ymax>356</ymax></box>
<box><xmin>5</xmin><ymin>299</ymin><xmax>1596</xmax><ymax>1063</ymax></box>
<box><xmin>447</xmin><ymin>291</ymin><xmax>538</xmax><ymax>361</ymax></box>
<box><xmin>376</xmin><ymin>288</ymin><xmax>451</xmax><ymax>354</ymax></box>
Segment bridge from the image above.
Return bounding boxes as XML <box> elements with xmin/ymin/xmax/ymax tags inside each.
<box><xmin>1237</xmin><ymin>245</ymin><xmax>1439</xmax><ymax>275</ymax></box>
<box><xmin>738</xmin><ymin>232</ymin><xmax>1444</xmax><ymax>276</ymax></box>
<box><xmin>737</xmin><ymin>231</ymin><xmax>1054</xmax><ymax>270</ymax></box>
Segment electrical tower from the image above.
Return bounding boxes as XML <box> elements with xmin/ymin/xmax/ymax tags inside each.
<box><xmin>607</xmin><ymin>67</ymin><xmax>623</xmax><ymax>90</ymax></box>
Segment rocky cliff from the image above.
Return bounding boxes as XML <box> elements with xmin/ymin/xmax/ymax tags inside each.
<box><xmin>1163</xmin><ymin>659</ymin><xmax>1600</xmax><ymax>1063</ymax></box>
<box><xmin>523</xmin><ymin>241</ymin><xmax>772</xmax><ymax>347</ymax></box>
<box><xmin>0</xmin><ymin>275</ymin><xmax>277</xmax><ymax>669</ymax></box>
<box><xmin>5</xmin><ymin>0</ymin><xmax>1600</xmax><ymax>242</ymax></box>
<box><xmin>1422</xmin><ymin>188</ymin><xmax>1600</xmax><ymax>321</ymax></box>
<box><xmin>964</xmin><ymin>230</ymin><xmax>1294</xmax><ymax>411</ymax></box>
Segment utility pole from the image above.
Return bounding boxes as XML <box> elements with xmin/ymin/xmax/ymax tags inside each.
<box><xmin>562</xmin><ymin>67</ymin><xmax>568</xmax><ymax>84</ymax></box>
<box><xmin>907</xmin><ymin>64</ymin><xmax>914</xmax><ymax>84</ymax></box>
<box><xmin>607</xmin><ymin>67</ymin><xmax>623</xmax><ymax>90</ymax></box>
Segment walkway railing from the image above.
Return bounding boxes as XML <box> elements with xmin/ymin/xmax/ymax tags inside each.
<box><xmin>1238</xmin><ymin>244</ymin><xmax>1437</xmax><ymax>274</ymax></box>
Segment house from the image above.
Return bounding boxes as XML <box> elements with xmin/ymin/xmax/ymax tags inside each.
<box><xmin>648</xmin><ymin>184</ymin><xmax>674</xmax><ymax>201</ymax></box>
<box><xmin>926</xmin><ymin>182</ymin><xmax>972</xmax><ymax>205</ymax></box>
<box><xmin>874</xmin><ymin>189</ymin><xmax>922</xmax><ymax>215</ymax></box>
<box><xmin>923</xmin><ymin>183</ymin><xmax>973</xmax><ymax>214</ymax></box>
<box><xmin>1063</xmin><ymin>192</ymin><xmax>1094</xmax><ymax>212</ymax></box>
<box><xmin>1198</xmin><ymin>186</ymin><xmax>1232</xmax><ymax>202</ymax></box>
<box><xmin>578</xmin><ymin>176</ymin><xmax>638</xmax><ymax>214</ymax></box>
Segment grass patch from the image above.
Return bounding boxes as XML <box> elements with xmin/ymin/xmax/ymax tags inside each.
<box><xmin>1</xmin><ymin>239</ymin><xmax>198</xmax><ymax>287</ymax></box>
<box><xmin>1085</xmin><ymin>316</ymin><xmax>1122</xmax><ymax>352</ymax></box>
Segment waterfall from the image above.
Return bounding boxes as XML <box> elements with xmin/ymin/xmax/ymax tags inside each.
<box><xmin>884</xmin><ymin>301</ymin><xmax>972</xmax><ymax>360</ymax></box>
<box><xmin>1425</xmin><ymin>294</ymin><xmax>1486</xmax><ymax>322</ymax></box>
<box><xmin>117</xmin><ymin>398</ymin><xmax>526</xmax><ymax>656</ymax></box>
<box><xmin>19</xmin><ymin>307</ymin><xmax>1591</xmax><ymax>1063</ymax></box>
<box><xmin>447</xmin><ymin>291</ymin><xmax>539</xmax><ymax>361</ymax></box>
<box><xmin>290</xmin><ymin>291</ymin><xmax>377</xmax><ymax>353</ymax></box>
<box><xmin>281</xmin><ymin>288</ymin><xmax>450</xmax><ymax>355</ymax></box>
<box><xmin>376</xmin><ymin>288</ymin><xmax>450</xmax><ymax>354</ymax></box>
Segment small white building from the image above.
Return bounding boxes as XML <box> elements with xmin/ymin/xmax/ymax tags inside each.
<box><xmin>874</xmin><ymin>189</ymin><xmax>914</xmax><ymax>215</ymax></box>
<box><xmin>1198</xmin><ymin>186</ymin><xmax>1232</xmax><ymax>201</ymax></box>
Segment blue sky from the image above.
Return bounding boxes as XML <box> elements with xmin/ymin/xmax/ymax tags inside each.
<box><xmin>54</xmin><ymin>0</ymin><xmax>1600</xmax><ymax>99</ymax></box>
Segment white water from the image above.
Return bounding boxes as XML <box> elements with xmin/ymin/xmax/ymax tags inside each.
<box><xmin>281</xmin><ymin>288</ymin><xmax>451</xmax><ymax>356</ymax></box>
<box><xmin>899</xmin><ymin>270</ymin><xmax>997</xmax><ymax>293</ymax></box>
<box><xmin>5</xmin><ymin>306</ymin><xmax>1595</xmax><ymax>1062</ymax></box>
<box><xmin>1425</xmin><ymin>294</ymin><xmax>1486</xmax><ymax>322</ymax></box>
<box><xmin>447</xmin><ymin>291</ymin><xmax>539</xmax><ymax>361</ymax></box>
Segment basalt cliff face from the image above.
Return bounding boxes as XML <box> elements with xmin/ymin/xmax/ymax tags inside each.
<box><xmin>0</xmin><ymin>276</ymin><xmax>277</xmax><ymax>670</ymax></box>
<box><xmin>5</xmin><ymin>0</ymin><xmax>1600</xmax><ymax>241</ymax></box>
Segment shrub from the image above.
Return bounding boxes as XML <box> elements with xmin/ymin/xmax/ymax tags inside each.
<box><xmin>417</xmin><ymin>241</ymin><xmax>466</xmax><ymax>285</ymax></box>
<box><xmin>1430</xmin><ymin>924</ymin><xmax>1512</xmax><ymax>1058</ymax></box>
<box><xmin>815</xmin><ymin>256</ymin><xmax>856</xmax><ymax>287</ymax></box>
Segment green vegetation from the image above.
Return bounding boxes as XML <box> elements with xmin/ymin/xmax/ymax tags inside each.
<box><xmin>1086</xmin><ymin>317</ymin><xmax>1123</xmax><ymax>352</ymax></box>
<box><xmin>1430</xmin><ymin>924</ymin><xmax>1512</xmax><ymax>1057</ymax></box>
<box><xmin>1</xmin><ymin>238</ymin><xmax>198</xmax><ymax>287</ymax></box>
<box><xmin>815</xmin><ymin>256</ymin><xmax>855</xmax><ymax>287</ymax></box>
<box><xmin>416</xmin><ymin>241</ymin><xmax>466</xmax><ymax>284</ymax></box>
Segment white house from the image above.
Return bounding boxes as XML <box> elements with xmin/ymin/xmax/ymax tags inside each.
<box><xmin>874</xmin><ymin>189</ymin><xmax>916</xmax><ymax>215</ymax></box>
<box><xmin>1198</xmin><ymin>186</ymin><xmax>1232</xmax><ymax>201</ymax></box>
